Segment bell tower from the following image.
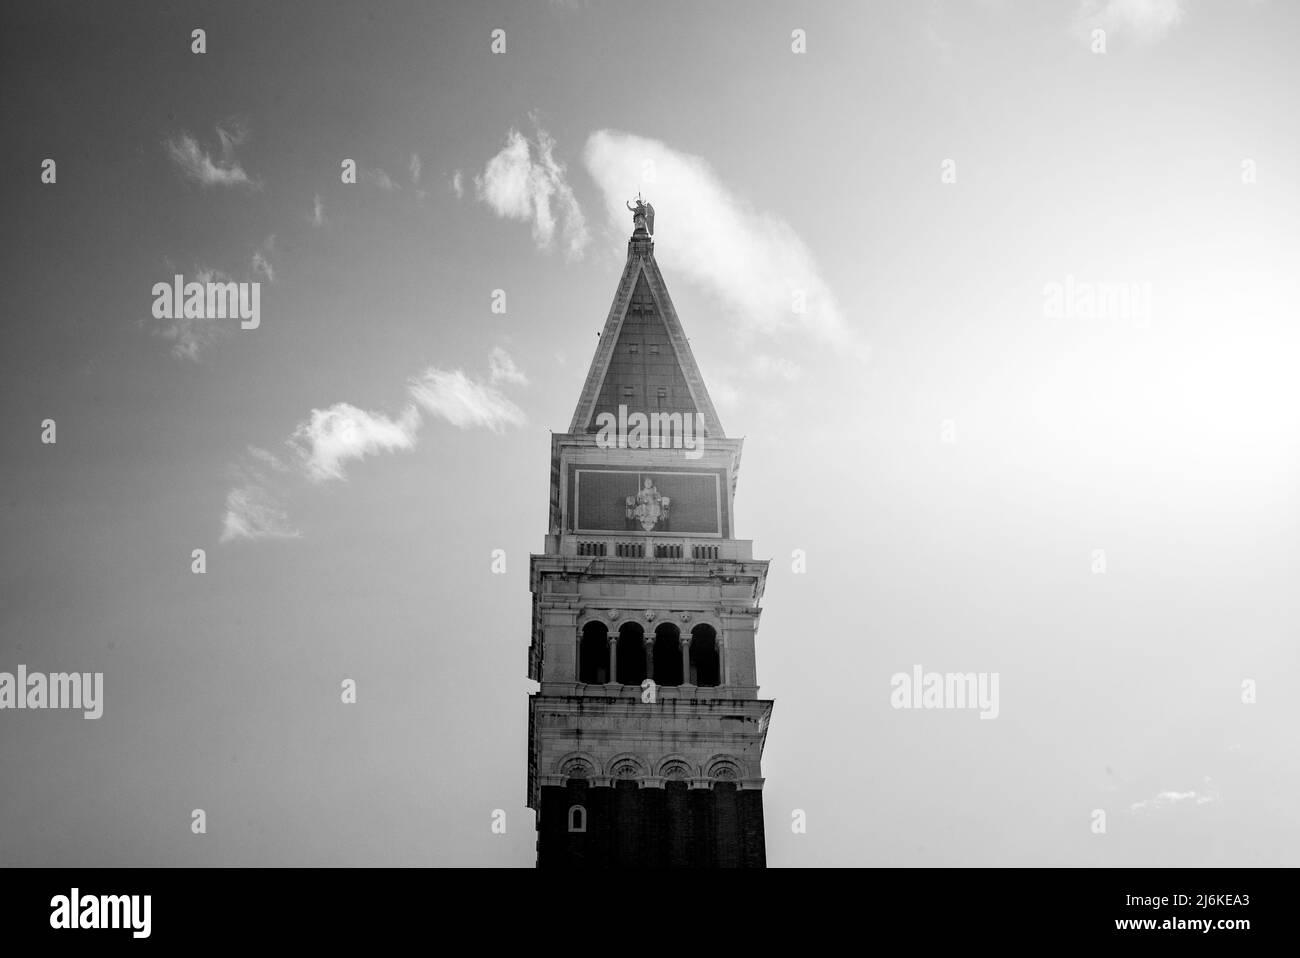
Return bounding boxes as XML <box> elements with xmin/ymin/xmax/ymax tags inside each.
<box><xmin>527</xmin><ymin>198</ymin><xmax>773</xmax><ymax>867</ymax></box>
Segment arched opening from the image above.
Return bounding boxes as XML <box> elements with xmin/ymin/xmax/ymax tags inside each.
<box><xmin>616</xmin><ymin>622</ymin><xmax>646</xmax><ymax>686</ymax></box>
<box><xmin>690</xmin><ymin>624</ymin><xmax>720</xmax><ymax>687</ymax></box>
<box><xmin>568</xmin><ymin>805</ymin><xmax>586</xmax><ymax>833</ymax></box>
<box><xmin>579</xmin><ymin>621</ymin><xmax>608</xmax><ymax>684</ymax></box>
<box><xmin>653</xmin><ymin>623</ymin><xmax>682</xmax><ymax>686</ymax></box>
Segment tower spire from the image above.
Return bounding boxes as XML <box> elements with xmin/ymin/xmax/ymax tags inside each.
<box><xmin>568</xmin><ymin>201</ymin><xmax>723</xmax><ymax>437</ymax></box>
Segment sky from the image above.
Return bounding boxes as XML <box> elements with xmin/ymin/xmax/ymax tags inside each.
<box><xmin>1</xmin><ymin>0</ymin><xmax>1298</xmax><ymax>867</ymax></box>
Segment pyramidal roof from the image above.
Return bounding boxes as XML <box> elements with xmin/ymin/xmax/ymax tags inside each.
<box><xmin>568</xmin><ymin>212</ymin><xmax>724</xmax><ymax>438</ymax></box>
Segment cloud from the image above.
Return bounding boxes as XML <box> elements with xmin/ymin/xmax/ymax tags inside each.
<box><xmin>149</xmin><ymin>265</ymin><xmax>231</xmax><ymax>361</ymax></box>
<box><xmin>409</xmin><ymin>153</ymin><xmax>422</xmax><ymax>184</ymax></box>
<box><xmin>165</xmin><ymin>122</ymin><xmax>257</xmax><ymax>188</ymax></box>
<box><xmin>246</xmin><ymin>445</ymin><xmax>290</xmax><ymax>472</ymax></box>
<box><xmin>309</xmin><ymin>194</ymin><xmax>325</xmax><ymax>227</ymax></box>
<box><xmin>707</xmin><ymin>373</ymin><xmax>741</xmax><ymax>410</ymax></box>
<box><xmin>1130</xmin><ymin>785</ymin><xmax>1220</xmax><ymax>813</ymax></box>
<box><xmin>475</xmin><ymin>125</ymin><xmax>588</xmax><ymax>259</ymax></box>
<box><xmin>251</xmin><ymin>236</ymin><xmax>276</xmax><ymax>283</ymax></box>
<box><xmin>409</xmin><ymin>368</ymin><xmax>527</xmax><ymax>431</ymax></box>
<box><xmin>752</xmin><ymin>354</ymin><xmax>803</xmax><ymax>382</ymax></box>
<box><xmin>488</xmin><ymin>346</ymin><xmax>529</xmax><ymax>386</ymax></box>
<box><xmin>365</xmin><ymin>167</ymin><xmax>400</xmax><ymax>192</ymax></box>
<box><xmin>1073</xmin><ymin>0</ymin><xmax>1187</xmax><ymax>44</ymax></box>
<box><xmin>220</xmin><ymin>485</ymin><xmax>300</xmax><ymax>543</ymax></box>
<box><xmin>451</xmin><ymin>170</ymin><xmax>464</xmax><ymax>199</ymax></box>
<box><xmin>219</xmin><ymin>353</ymin><xmax>527</xmax><ymax>540</ymax></box>
<box><xmin>289</xmin><ymin>403</ymin><xmax>421</xmax><ymax>483</ymax></box>
<box><xmin>583</xmin><ymin>130</ymin><xmax>856</xmax><ymax>353</ymax></box>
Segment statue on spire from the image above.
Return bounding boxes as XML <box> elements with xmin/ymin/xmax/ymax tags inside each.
<box><xmin>626</xmin><ymin>192</ymin><xmax>655</xmax><ymax>235</ymax></box>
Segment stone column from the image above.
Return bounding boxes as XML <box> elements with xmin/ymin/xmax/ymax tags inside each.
<box><xmin>607</xmin><ymin>633</ymin><xmax>619</xmax><ymax>686</ymax></box>
<box><xmin>680</xmin><ymin>632</ymin><xmax>693</xmax><ymax>687</ymax></box>
<box><xmin>716</xmin><ymin>631</ymin><xmax>726</xmax><ymax>687</ymax></box>
<box><xmin>644</xmin><ymin>636</ymin><xmax>656</xmax><ymax>681</ymax></box>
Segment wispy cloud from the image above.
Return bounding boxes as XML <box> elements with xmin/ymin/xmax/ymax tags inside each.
<box><xmin>309</xmin><ymin>193</ymin><xmax>325</xmax><ymax>227</ymax></box>
<box><xmin>220</xmin><ymin>351</ymin><xmax>529</xmax><ymax>540</ymax></box>
<box><xmin>1073</xmin><ymin>0</ymin><xmax>1187</xmax><ymax>44</ymax></box>
<box><xmin>165</xmin><ymin>122</ymin><xmax>257</xmax><ymax>188</ymax></box>
<box><xmin>405</xmin><ymin>350</ymin><xmax>527</xmax><ymax>434</ymax></box>
<box><xmin>148</xmin><ymin>266</ymin><xmax>231</xmax><ymax>361</ymax></box>
<box><xmin>488</xmin><ymin>346</ymin><xmax>530</xmax><ymax>386</ymax></box>
<box><xmin>251</xmin><ymin>236</ymin><xmax>276</xmax><ymax>283</ymax></box>
<box><xmin>475</xmin><ymin>124</ymin><xmax>588</xmax><ymax>259</ymax></box>
<box><xmin>409</xmin><ymin>367</ymin><xmax>528</xmax><ymax>432</ymax></box>
<box><xmin>409</xmin><ymin>153</ymin><xmax>422</xmax><ymax>184</ymax></box>
<box><xmin>220</xmin><ymin>484</ymin><xmax>300</xmax><ymax>543</ymax></box>
<box><xmin>583</xmin><ymin>130</ymin><xmax>857</xmax><ymax>356</ymax></box>
<box><xmin>752</xmin><ymin>354</ymin><xmax>803</xmax><ymax>382</ymax></box>
<box><xmin>365</xmin><ymin>167</ymin><xmax>400</xmax><ymax>192</ymax></box>
<box><xmin>1130</xmin><ymin>784</ymin><xmax>1220</xmax><ymax>813</ymax></box>
<box><xmin>450</xmin><ymin>170</ymin><xmax>464</xmax><ymax>199</ymax></box>
<box><xmin>290</xmin><ymin>403</ymin><xmax>421</xmax><ymax>484</ymax></box>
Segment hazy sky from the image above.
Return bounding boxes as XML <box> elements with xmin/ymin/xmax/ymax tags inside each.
<box><xmin>2</xmin><ymin>0</ymin><xmax>1298</xmax><ymax>866</ymax></box>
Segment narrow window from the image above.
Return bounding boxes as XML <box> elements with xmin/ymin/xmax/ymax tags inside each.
<box><xmin>568</xmin><ymin>805</ymin><xmax>586</xmax><ymax>833</ymax></box>
<box><xmin>616</xmin><ymin>623</ymin><xmax>647</xmax><ymax>686</ymax></box>
<box><xmin>690</xmin><ymin>624</ymin><xmax>721</xmax><ymax>687</ymax></box>
<box><xmin>579</xmin><ymin>622</ymin><xmax>609</xmax><ymax>684</ymax></box>
<box><xmin>653</xmin><ymin>623</ymin><xmax>683</xmax><ymax>687</ymax></box>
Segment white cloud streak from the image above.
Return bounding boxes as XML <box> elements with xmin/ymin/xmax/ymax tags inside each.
<box><xmin>408</xmin><ymin>368</ymin><xmax>528</xmax><ymax>432</ymax></box>
<box><xmin>219</xmin><ymin>351</ymin><xmax>529</xmax><ymax>540</ymax></box>
<box><xmin>165</xmin><ymin>122</ymin><xmax>257</xmax><ymax>188</ymax></box>
<box><xmin>251</xmin><ymin>236</ymin><xmax>276</xmax><ymax>283</ymax></box>
<box><xmin>488</xmin><ymin>346</ymin><xmax>530</xmax><ymax>386</ymax></box>
<box><xmin>1074</xmin><ymin>0</ymin><xmax>1187</xmax><ymax>44</ymax></box>
<box><xmin>475</xmin><ymin>125</ymin><xmax>588</xmax><ymax>259</ymax></box>
<box><xmin>583</xmin><ymin>130</ymin><xmax>857</xmax><ymax>354</ymax></box>
<box><xmin>1130</xmin><ymin>785</ymin><xmax>1220</xmax><ymax>813</ymax></box>
<box><xmin>365</xmin><ymin>167</ymin><xmax>400</xmax><ymax>192</ymax></box>
<box><xmin>289</xmin><ymin>403</ymin><xmax>421</xmax><ymax>484</ymax></box>
<box><xmin>149</xmin><ymin>266</ymin><xmax>230</xmax><ymax>361</ymax></box>
<box><xmin>220</xmin><ymin>485</ymin><xmax>300</xmax><ymax>543</ymax></box>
